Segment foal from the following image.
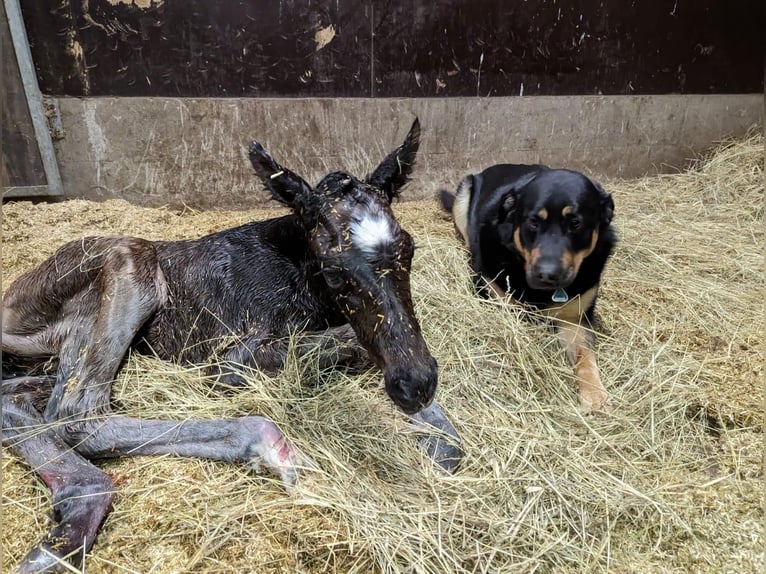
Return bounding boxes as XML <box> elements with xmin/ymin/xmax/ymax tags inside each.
<box><xmin>2</xmin><ymin>119</ymin><xmax>460</xmax><ymax>573</ymax></box>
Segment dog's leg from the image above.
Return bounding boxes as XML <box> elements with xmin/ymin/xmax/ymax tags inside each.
<box><xmin>554</xmin><ymin>320</ymin><xmax>611</xmax><ymax>413</ymax></box>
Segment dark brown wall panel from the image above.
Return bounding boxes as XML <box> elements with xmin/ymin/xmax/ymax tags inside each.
<box><xmin>371</xmin><ymin>0</ymin><xmax>764</xmax><ymax>96</ymax></box>
<box><xmin>20</xmin><ymin>0</ymin><xmax>764</xmax><ymax>97</ymax></box>
<box><xmin>21</xmin><ymin>0</ymin><xmax>372</xmax><ymax>96</ymax></box>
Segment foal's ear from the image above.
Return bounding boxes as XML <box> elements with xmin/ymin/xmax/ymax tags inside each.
<box><xmin>248</xmin><ymin>141</ymin><xmax>313</xmax><ymax>209</ymax></box>
<box><xmin>366</xmin><ymin>117</ymin><xmax>421</xmax><ymax>203</ymax></box>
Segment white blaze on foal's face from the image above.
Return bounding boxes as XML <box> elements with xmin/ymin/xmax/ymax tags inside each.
<box><xmin>350</xmin><ymin>210</ymin><xmax>395</xmax><ymax>258</ymax></box>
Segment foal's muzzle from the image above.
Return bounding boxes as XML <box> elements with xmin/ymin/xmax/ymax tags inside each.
<box><xmin>384</xmin><ymin>358</ymin><xmax>438</xmax><ymax>414</ymax></box>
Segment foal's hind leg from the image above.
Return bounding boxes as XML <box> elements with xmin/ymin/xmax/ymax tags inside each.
<box><xmin>40</xmin><ymin>241</ymin><xmax>169</xmax><ymax>423</ymax></box>
<box><xmin>4</xmin><ymin>239</ymin><xmax>303</xmax><ymax>571</ymax></box>
<box><xmin>3</xmin><ymin>238</ymin><xmax>166</xmax><ymax>571</ymax></box>
<box><xmin>62</xmin><ymin>414</ymin><xmax>304</xmax><ymax>490</ymax></box>
<box><xmin>3</xmin><ymin>382</ymin><xmax>115</xmax><ymax>574</ymax></box>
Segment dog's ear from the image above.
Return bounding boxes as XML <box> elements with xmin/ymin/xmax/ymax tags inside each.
<box><xmin>495</xmin><ymin>171</ymin><xmax>538</xmax><ymax>224</ymax></box>
<box><xmin>497</xmin><ymin>190</ymin><xmax>517</xmax><ymax>223</ymax></box>
<box><xmin>495</xmin><ymin>187</ymin><xmax>521</xmax><ymax>250</ymax></box>
<box><xmin>590</xmin><ymin>178</ymin><xmax>614</xmax><ymax>226</ymax></box>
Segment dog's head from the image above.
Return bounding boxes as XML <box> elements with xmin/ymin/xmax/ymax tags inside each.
<box><xmin>496</xmin><ymin>168</ymin><xmax>614</xmax><ymax>291</ymax></box>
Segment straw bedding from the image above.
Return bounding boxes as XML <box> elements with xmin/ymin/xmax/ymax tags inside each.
<box><xmin>2</xmin><ymin>131</ymin><xmax>762</xmax><ymax>573</ymax></box>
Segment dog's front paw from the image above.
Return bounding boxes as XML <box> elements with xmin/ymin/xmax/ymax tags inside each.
<box><xmin>578</xmin><ymin>388</ymin><xmax>612</xmax><ymax>415</ymax></box>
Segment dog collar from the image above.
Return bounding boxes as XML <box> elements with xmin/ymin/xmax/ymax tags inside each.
<box><xmin>552</xmin><ymin>288</ymin><xmax>569</xmax><ymax>303</ymax></box>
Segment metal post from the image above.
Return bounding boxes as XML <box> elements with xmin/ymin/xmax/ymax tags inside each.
<box><xmin>3</xmin><ymin>0</ymin><xmax>63</xmax><ymax>198</ymax></box>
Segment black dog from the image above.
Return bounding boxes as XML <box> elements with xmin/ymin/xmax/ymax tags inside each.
<box><xmin>440</xmin><ymin>164</ymin><xmax>616</xmax><ymax>412</ymax></box>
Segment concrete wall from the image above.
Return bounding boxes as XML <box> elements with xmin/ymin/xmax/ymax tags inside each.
<box><xmin>52</xmin><ymin>94</ymin><xmax>762</xmax><ymax>209</ymax></box>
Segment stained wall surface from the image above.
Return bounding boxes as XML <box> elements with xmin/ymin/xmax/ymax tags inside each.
<box><xmin>20</xmin><ymin>0</ymin><xmax>764</xmax><ymax>97</ymax></box>
<box><xmin>53</xmin><ymin>95</ymin><xmax>761</xmax><ymax>209</ymax></box>
<box><xmin>13</xmin><ymin>1</ymin><xmax>765</xmax><ymax>207</ymax></box>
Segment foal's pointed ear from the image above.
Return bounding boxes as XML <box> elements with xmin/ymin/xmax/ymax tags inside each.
<box><xmin>248</xmin><ymin>141</ymin><xmax>313</xmax><ymax>208</ymax></box>
<box><xmin>366</xmin><ymin>117</ymin><xmax>421</xmax><ymax>203</ymax></box>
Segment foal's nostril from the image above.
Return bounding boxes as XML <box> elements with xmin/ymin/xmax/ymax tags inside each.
<box><xmin>385</xmin><ymin>360</ymin><xmax>438</xmax><ymax>414</ymax></box>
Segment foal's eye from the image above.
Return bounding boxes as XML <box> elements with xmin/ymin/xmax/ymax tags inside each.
<box><xmin>322</xmin><ymin>268</ymin><xmax>345</xmax><ymax>289</ymax></box>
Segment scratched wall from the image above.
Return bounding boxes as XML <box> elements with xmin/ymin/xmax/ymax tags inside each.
<box><xmin>19</xmin><ymin>0</ymin><xmax>764</xmax><ymax>98</ymax></box>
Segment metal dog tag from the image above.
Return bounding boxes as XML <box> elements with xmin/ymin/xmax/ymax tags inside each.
<box><xmin>552</xmin><ymin>288</ymin><xmax>569</xmax><ymax>303</ymax></box>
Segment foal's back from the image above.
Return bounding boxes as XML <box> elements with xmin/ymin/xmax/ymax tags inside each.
<box><xmin>139</xmin><ymin>215</ymin><xmax>345</xmax><ymax>362</ymax></box>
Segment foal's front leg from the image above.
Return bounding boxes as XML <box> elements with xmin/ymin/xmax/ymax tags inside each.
<box><xmin>216</xmin><ymin>325</ymin><xmax>463</xmax><ymax>473</ymax></box>
<box><xmin>214</xmin><ymin>323</ymin><xmax>368</xmax><ymax>385</ymax></box>
<box><xmin>411</xmin><ymin>401</ymin><xmax>463</xmax><ymax>474</ymax></box>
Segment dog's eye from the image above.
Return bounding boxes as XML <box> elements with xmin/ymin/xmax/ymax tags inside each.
<box><xmin>569</xmin><ymin>217</ymin><xmax>582</xmax><ymax>230</ymax></box>
<box><xmin>527</xmin><ymin>217</ymin><xmax>540</xmax><ymax>231</ymax></box>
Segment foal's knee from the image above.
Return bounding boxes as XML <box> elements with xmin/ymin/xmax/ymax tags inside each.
<box><xmin>49</xmin><ymin>470</ymin><xmax>116</xmax><ymax>521</ymax></box>
<box><xmin>57</xmin><ymin>418</ymin><xmax>107</xmax><ymax>450</ymax></box>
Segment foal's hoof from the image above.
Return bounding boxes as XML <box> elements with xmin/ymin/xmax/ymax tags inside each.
<box><xmin>208</xmin><ymin>365</ymin><xmax>251</xmax><ymax>390</ymax></box>
<box><xmin>15</xmin><ymin>544</ymin><xmax>75</xmax><ymax>574</ymax></box>
<box><xmin>245</xmin><ymin>417</ymin><xmax>313</xmax><ymax>493</ymax></box>
<box><xmin>411</xmin><ymin>401</ymin><xmax>463</xmax><ymax>474</ymax></box>
<box><xmin>417</xmin><ymin>434</ymin><xmax>464</xmax><ymax>474</ymax></box>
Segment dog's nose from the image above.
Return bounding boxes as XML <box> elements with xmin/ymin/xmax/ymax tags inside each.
<box><xmin>534</xmin><ymin>259</ymin><xmax>564</xmax><ymax>284</ymax></box>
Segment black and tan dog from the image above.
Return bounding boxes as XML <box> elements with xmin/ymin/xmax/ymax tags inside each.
<box><xmin>440</xmin><ymin>164</ymin><xmax>616</xmax><ymax>412</ymax></box>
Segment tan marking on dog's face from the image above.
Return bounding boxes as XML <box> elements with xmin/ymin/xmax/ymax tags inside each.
<box><xmin>562</xmin><ymin>205</ymin><xmax>574</xmax><ymax>216</ymax></box>
<box><xmin>537</xmin><ymin>208</ymin><xmax>548</xmax><ymax>220</ymax></box>
<box><xmin>513</xmin><ymin>228</ymin><xmax>541</xmax><ymax>272</ymax></box>
<box><xmin>452</xmin><ymin>178</ymin><xmax>471</xmax><ymax>246</ymax></box>
<box><xmin>560</xmin><ymin>229</ymin><xmax>599</xmax><ymax>277</ymax></box>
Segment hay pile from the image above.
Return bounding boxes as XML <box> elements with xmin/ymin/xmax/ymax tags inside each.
<box><xmin>2</xmin><ymin>131</ymin><xmax>763</xmax><ymax>573</ymax></box>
